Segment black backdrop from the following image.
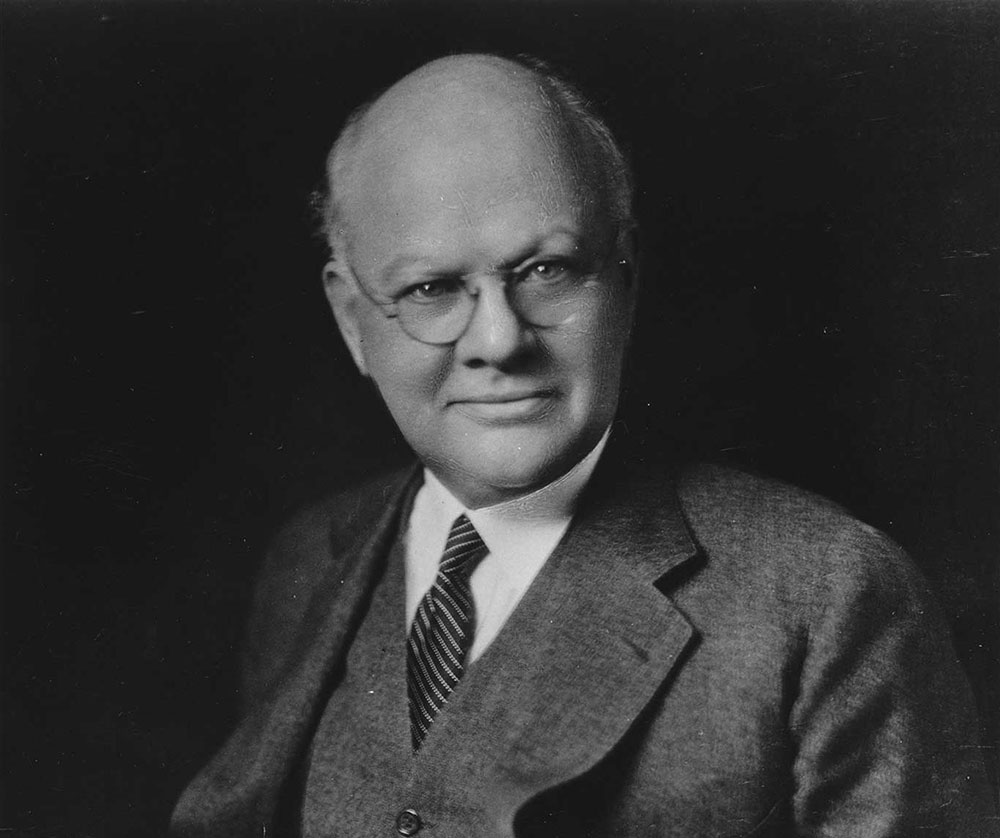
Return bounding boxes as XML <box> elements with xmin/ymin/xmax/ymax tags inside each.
<box><xmin>3</xmin><ymin>1</ymin><xmax>998</xmax><ymax>833</ymax></box>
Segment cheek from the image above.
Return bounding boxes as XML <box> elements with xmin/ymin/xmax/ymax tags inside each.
<box><xmin>559</xmin><ymin>310</ymin><xmax>631</xmax><ymax>397</ymax></box>
<box><xmin>361</xmin><ymin>327</ymin><xmax>451</xmax><ymax>418</ymax></box>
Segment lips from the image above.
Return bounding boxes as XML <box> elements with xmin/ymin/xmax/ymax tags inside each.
<box><xmin>449</xmin><ymin>389</ymin><xmax>557</xmax><ymax>424</ymax></box>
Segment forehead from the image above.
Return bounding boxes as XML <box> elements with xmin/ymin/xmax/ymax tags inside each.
<box><xmin>337</xmin><ymin>70</ymin><xmax>609</xmax><ymax>267</ymax></box>
<box><xmin>376</xmin><ymin>135</ymin><xmax>581</xmax><ymax>231</ymax></box>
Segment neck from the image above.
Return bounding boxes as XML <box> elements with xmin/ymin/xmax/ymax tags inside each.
<box><xmin>426</xmin><ymin>427</ymin><xmax>612</xmax><ymax>512</ymax></box>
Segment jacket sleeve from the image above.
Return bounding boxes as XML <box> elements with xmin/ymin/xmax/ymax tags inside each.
<box><xmin>788</xmin><ymin>521</ymin><xmax>997</xmax><ymax>836</ymax></box>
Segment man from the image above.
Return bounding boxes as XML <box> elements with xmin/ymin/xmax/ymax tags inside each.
<box><xmin>172</xmin><ymin>54</ymin><xmax>996</xmax><ymax>836</ymax></box>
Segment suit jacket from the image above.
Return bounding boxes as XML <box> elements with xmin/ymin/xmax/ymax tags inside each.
<box><xmin>171</xmin><ymin>441</ymin><xmax>997</xmax><ymax>837</ymax></box>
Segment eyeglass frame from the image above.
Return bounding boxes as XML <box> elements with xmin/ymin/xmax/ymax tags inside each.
<box><xmin>340</xmin><ymin>232</ymin><xmax>631</xmax><ymax>346</ymax></box>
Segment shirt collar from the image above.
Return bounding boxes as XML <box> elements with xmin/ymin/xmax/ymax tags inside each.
<box><xmin>421</xmin><ymin>427</ymin><xmax>611</xmax><ymax>554</ymax></box>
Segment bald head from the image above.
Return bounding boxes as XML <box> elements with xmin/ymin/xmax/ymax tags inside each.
<box><xmin>318</xmin><ymin>54</ymin><xmax>633</xmax><ymax>255</ymax></box>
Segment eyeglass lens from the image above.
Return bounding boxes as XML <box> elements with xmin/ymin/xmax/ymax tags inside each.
<box><xmin>398</xmin><ymin>274</ymin><xmax>609</xmax><ymax>345</ymax></box>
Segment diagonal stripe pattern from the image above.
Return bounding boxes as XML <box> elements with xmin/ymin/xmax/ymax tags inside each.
<box><xmin>407</xmin><ymin>514</ymin><xmax>488</xmax><ymax>750</ymax></box>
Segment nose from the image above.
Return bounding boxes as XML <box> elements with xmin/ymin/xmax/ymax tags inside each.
<box><xmin>454</xmin><ymin>277</ymin><xmax>534</xmax><ymax>367</ymax></box>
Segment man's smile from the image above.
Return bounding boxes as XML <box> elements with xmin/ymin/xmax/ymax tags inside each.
<box><xmin>448</xmin><ymin>389</ymin><xmax>558</xmax><ymax>423</ymax></box>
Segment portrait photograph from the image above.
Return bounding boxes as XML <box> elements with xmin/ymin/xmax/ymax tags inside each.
<box><xmin>2</xmin><ymin>1</ymin><xmax>998</xmax><ymax>835</ymax></box>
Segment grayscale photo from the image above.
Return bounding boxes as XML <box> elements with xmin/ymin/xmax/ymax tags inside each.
<box><xmin>3</xmin><ymin>2</ymin><xmax>998</xmax><ymax>836</ymax></box>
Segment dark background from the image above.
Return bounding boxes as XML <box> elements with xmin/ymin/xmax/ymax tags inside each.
<box><xmin>3</xmin><ymin>1</ymin><xmax>998</xmax><ymax>833</ymax></box>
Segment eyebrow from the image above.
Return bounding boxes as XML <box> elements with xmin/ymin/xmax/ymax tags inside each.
<box><xmin>380</xmin><ymin>254</ymin><xmax>432</xmax><ymax>282</ymax></box>
<box><xmin>380</xmin><ymin>226</ymin><xmax>589</xmax><ymax>283</ymax></box>
<box><xmin>495</xmin><ymin>229</ymin><xmax>588</xmax><ymax>271</ymax></box>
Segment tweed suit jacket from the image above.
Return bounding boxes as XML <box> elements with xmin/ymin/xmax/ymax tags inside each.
<box><xmin>171</xmin><ymin>444</ymin><xmax>996</xmax><ymax>837</ymax></box>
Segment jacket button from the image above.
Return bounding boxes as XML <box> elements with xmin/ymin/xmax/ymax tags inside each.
<box><xmin>395</xmin><ymin>808</ymin><xmax>422</xmax><ymax>836</ymax></box>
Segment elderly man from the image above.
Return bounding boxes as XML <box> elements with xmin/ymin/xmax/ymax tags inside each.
<box><xmin>172</xmin><ymin>54</ymin><xmax>995</xmax><ymax>837</ymax></box>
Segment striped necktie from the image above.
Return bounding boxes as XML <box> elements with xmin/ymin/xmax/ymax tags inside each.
<box><xmin>407</xmin><ymin>514</ymin><xmax>488</xmax><ymax>750</ymax></box>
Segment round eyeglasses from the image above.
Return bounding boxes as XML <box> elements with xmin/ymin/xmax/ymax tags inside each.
<box><xmin>348</xmin><ymin>249</ymin><xmax>627</xmax><ymax>345</ymax></box>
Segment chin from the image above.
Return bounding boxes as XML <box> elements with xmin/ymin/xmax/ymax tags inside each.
<box><xmin>449</xmin><ymin>435</ymin><xmax>583</xmax><ymax>506</ymax></box>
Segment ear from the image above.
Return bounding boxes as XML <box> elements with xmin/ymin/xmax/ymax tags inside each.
<box><xmin>322</xmin><ymin>259</ymin><xmax>369</xmax><ymax>377</ymax></box>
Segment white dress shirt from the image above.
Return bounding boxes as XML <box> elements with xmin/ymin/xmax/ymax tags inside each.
<box><xmin>404</xmin><ymin>429</ymin><xmax>610</xmax><ymax>663</ymax></box>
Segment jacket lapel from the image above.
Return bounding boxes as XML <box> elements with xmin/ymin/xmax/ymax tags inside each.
<box><xmin>409</xmin><ymin>449</ymin><xmax>700</xmax><ymax>819</ymax></box>
<box><xmin>172</xmin><ymin>466</ymin><xmax>420</xmax><ymax>836</ymax></box>
<box><xmin>174</xmin><ymin>440</ymin><xmax>701</xmax><ymax>834</ymax></box>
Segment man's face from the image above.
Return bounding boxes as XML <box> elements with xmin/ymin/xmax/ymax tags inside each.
<box><xmin>327</xmin><ymin>81</ymin><xmax>634</xmax><ymax>507</ymax></box>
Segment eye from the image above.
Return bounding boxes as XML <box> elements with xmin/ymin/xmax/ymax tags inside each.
<box><xmin>401</xmin><ymin>277</ymin><xmax>463</xmax><ymax>303</ymax></box>
<box><xmin>522</xmin><ymin>260</ymin><xmax>572</xmax><ymax>283</ymax></box>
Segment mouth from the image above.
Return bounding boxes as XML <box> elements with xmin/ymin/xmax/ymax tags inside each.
<box><xmin>449</xmin><ymin>390</ymin><xmax>558</xmax><ymax>424</ymax></box>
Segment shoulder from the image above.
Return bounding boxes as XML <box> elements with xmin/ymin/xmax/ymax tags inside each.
<box><xmin>671</xmin><ymin>463</ymin><xmax>932</xmax><ymax>626</ymax></box>
<box><xmin>239</xmin><ymin>464</ymin><xmax>417</xmax><ymax>702</ymax></box>
<box><xmin>676</xmin><ymin>462</ymin><xmax>861</xmax><ymax>548</ymax></box>
<box><xmin>266</xmin><ymin>465</ymin><xmax>416</xmax><ymax>581</ymax></box>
